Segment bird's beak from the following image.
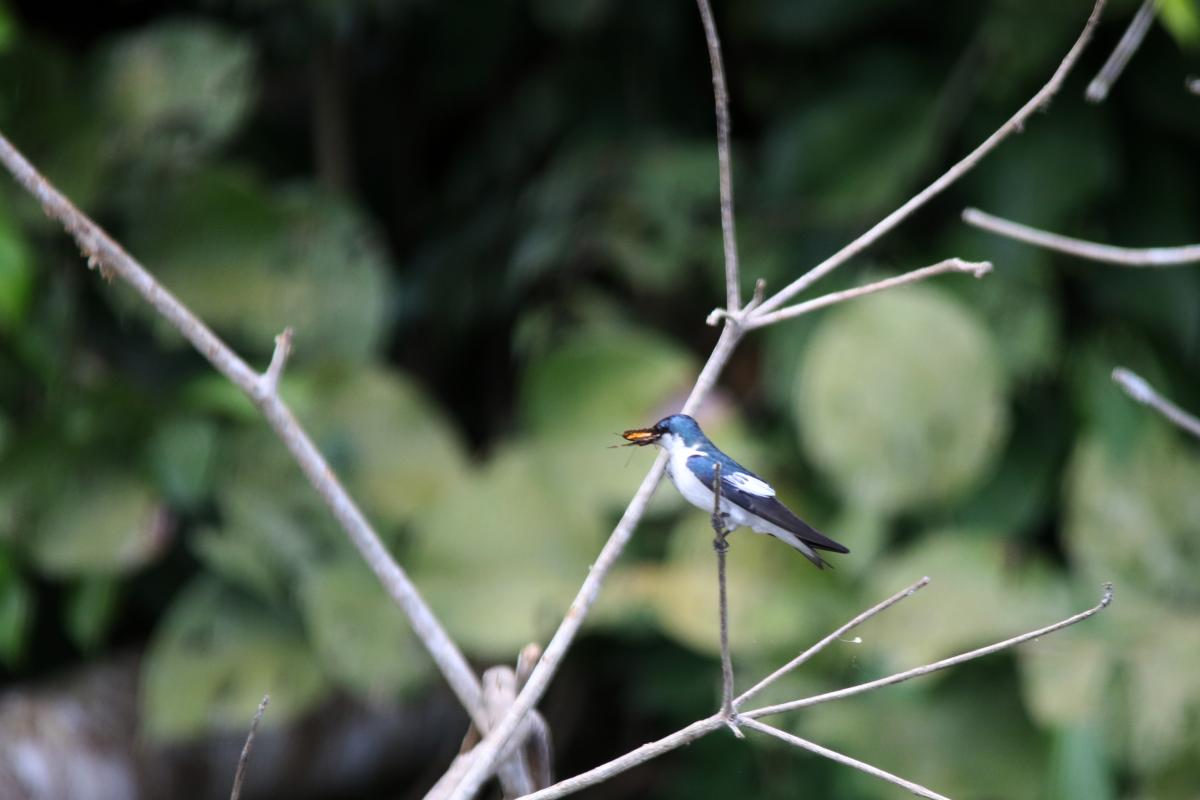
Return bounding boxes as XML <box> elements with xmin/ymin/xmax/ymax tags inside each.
<box><xmin>621</xmin><ymin>427</ymin><xmax>661</xmax><ymax>446</ymax></box>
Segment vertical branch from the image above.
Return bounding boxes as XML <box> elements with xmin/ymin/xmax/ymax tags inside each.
<box><xmin>696</xmin><ymin>0</ymin><xmax>742</xmax><ymax>313</ymax></box>
<box><xmin>709</xmin><ymin>463</ymin><xmax>740</xmax><ymax>734</ymax></box>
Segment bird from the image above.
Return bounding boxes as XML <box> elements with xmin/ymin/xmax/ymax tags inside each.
<box><xmin>622</xmin><ymin>413</ymin><xmax>848</xmax><ymax>569</ymax></box>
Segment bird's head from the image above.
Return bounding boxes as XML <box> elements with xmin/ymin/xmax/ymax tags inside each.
<box><xmin>621</xmin><ymin>414</ymin><xmax>704</xmax><ymax>450</ymax></box>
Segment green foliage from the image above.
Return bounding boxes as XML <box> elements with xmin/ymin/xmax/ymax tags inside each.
<box><xmin>1160</xmin><ymin>0</ymin><xmax>1200</xmax><ymax>47</ymax></box>
<box><xmin>798</xmin><ymin>287</ymin><xmax>1008</xmax><ymax>515</ymax></box>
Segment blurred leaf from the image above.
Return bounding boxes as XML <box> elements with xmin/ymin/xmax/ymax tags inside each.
<box><xmin>409</xmin><ymin>445</ymin><xmax>604</xmax><ymax>656</ymax></box>
<box><xmin>124</xmin><ymin>169</ymin><xmax>394</xmax><ymax>362</ymax></box>
<box><xmin>520</xmin><ymin>325</ymin><xmax>695</xmax><ymax>514</ymax></box>
<box><xmin>1019</xmin><ymin>627</ymin><xmax>1111</xmax><ymax>726</ymax></box>
<box><xmin>0</xmin><ymin>548</ymin><xmax>32</xmax><ymax>666</ymax></box>
<box><xmin>1126</xmin><ymin>609</ymin><xmax>1200</xmax><ymax>771</ymax></box>
<box><xmin>0</xmin><ymin>200</ymin><xmax>33</xmax><ymax>330</ymax></box>
<box><xmin>798</xmin><ymin>661</ymin><xmax>1046</xmax><ymax>799</ymax></box>
<box><xmin>1049</xmin><ymin>724</ymin><xmax>1115</xmax><ymax>800</ymax></box>
<box><xmin>0</xmin><ymin>2</ymin><xmax>14</xmax><ymax>53</ymax></box>
<box><xmin>148</xmin><ymin>416</ymin><xmax>219</xmax><ymax>509</ymax></box>
<box><xmin>530</xmin><ymin>0</ymin><xmax>615</xmax><ymax>34</ymax></box>
<box><xmin>1065</xmin><ymin>424</ymin><xmax>1200</xmax><ymax>604</ymax></box>
<box><xmin>96</xmin><ymin>19</ymin><xmax>255</xmax><ymax>161</ymax></box>
<box><xmin>27</xmin><ymin>470</ymin><xmax>170</xmax><ymax>577</ymax></box>
<box><xmin>1160</xmin><ymin>0</ymin><xmax>1200</xmax><ymax>47</ymax></box>
<box><xmin>304</xmin><ymin>366</ymin><xmax>467</xmax><ymax>527</ymax></box>
<box><xmin>865</xmin><ymin>531</ymin><xmax>1067</xmax><ymax>670</ymax></box>
<box><xmin>797</xmin><ymin>287</ymin><xmax>1008</xmax><ymax>514</ymax></box>
<box><xmin>297</xmin><ymin>558</ymin><xmax>430</xmax><ymax>701</ymax></box>
<box><xmin>763</xmin><ymin>57</ymin><xmax>937</xmax><ymax>224</ymax></box>
<box><xmin>142</xmin><ymin>577</ymin><xmax>327</xmax><ymax>740</ymax></box>
<box><xmin>64</xmin><ymin>576</ymin><xmax>120</xmax><ymax>653</ymax></box>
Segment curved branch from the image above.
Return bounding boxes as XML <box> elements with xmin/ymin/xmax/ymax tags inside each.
<box><xmin>750</xmin><ymin>0</ymin><xmax>1107</xmax><ymax>320</ymax></box>
<box><xmin>0</xmin><ymin>132</ymin><xmax>489</xmax><ymax>729</ymax></box>
<box><xmin>963</xmin><ymin>207</ymin><xmax>1200</xmax><ymax>266</ymax></box>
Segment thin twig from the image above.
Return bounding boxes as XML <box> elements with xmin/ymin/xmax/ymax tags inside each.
<box><xmin>1112</xmin><ymin>367</ymin><xmax>1200</xmax><ymax>439</ymax></box>
<box><xmin>745</xmin><ymin>583</ymin><xmax>1113</xmax><ymax>720</ymax></box>
<box><xmin>261</xmin><ymin>327</ymin><xmax>293</xmax><ymax>395</ymax></box>
<box><xmin>0</xmin><ymin>132</ymin><xmax>490</xmax><ymax>730</ymax></box>
<box><xmin>745</xmin><ymin>259</ymin><xmax>991</xmax><ymax>330</ymax></box>
<box><xmin>735</xmin><ymin>577</ymin><xmax>930</xmax><ymax>709</ymax></box>
<box><xmin>1086</xmin><ymin>0</ymin><xmax>1157</xmax><ymax>103</ymax></box>
<box><xmin>230</xmin><ymin>693</ymin><xmax>270</xmax><ymax>800</ymax></box>
<box><xmin>696</xmin><ymin>0</ymin><xmax>742</xmax><ymax>313</ymax></box>
<box><xmin>963</xmin><ymin>207</ymin><xmax>1200</xmax><ymax>266</ymax></box>
<box><xmin>750</xmin><ymin>0</ymin><xmax>1107</xmax><ymax>320</ymax></box>
<box><xmin>741</xmin><ymin>718</ymin><xmax>951</xmax><ymax>800</ymax></box>
<box><xmin>709</xmin><ymin>463</ymin><xmax>740</xmax><ymax>736</ymax></box>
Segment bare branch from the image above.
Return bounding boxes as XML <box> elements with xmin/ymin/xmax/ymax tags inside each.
<box><xmin>0</xmin><ymin>132</ymin><xmax>490</xmax><ymax>730</ymax></box>
<box><xmin>230</xmin><ymin>694</ymin><xmax>270</xmax><ymax>800</ymax></box>
<box><xmin>741</xmin><ymin>718</ymin><xmax>951</xmax><ymax>800</ymax></box>
<box><xmin>1112</xmin><ymin>367</ymin><xmax>1200</xmax><ymax>439</ymax></box>
<box><xmin>744</xmin><ymin>583</ymin><xmax>1113</xmax><ymax>720</ymax></box>
<box><xmin>751</xmin><ymin>0</ymin><xmax>1107</xmax><ymax>319</ymax></box>
<box><xmin>1086</xmin><ymin>0</ymin><xmax>1157</xmax><ymax>103</ymax></box>
<box><xmin>746</xmin><ymin>259</ymin><xmax>991</xmax><ymax>330</ymax></box>
<box><xmin>736</xmin><ymin>577</ymin><xmax>930</xmax><ymax>709</ymax></box>
<box><xmin>963</xmin><ymin>207</ymin><xmax>1200</xmax><ymax>266</ymax></box>
<box><xmin>695</xmin><ymin>0</ymin><xmax>742</xmax><ymax>313</ymax></box>
<box><xmin>709</xmin><ymin>463</ymin><xmax>741</xmax><ymax>736</ymax></box>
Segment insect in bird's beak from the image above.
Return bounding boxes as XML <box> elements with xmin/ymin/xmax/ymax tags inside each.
<box><xmin>619</xmin><ymin>427</ymin><xmax>662</xmax><ymax>446</ymax></box>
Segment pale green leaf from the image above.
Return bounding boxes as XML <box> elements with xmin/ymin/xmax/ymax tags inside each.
<box><xmin>797</xmin><ymin>287</ymin><xmax>1008</xmax><ymax>514</ymax></box>
<box><xmin>142</xmin><ymin>578</ymin><xmax>327</xmax><ymax>740</ymax></box>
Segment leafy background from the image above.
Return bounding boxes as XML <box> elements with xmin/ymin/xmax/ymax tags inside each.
<box><xmin>0</xmin><ymin>0</ymin><xmax>1198</xmax><ymax>797</ymax></box>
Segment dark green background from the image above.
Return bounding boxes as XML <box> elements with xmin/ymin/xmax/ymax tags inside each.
<box><xmin>0</xmin><ymin>0</ymin><xmax>1198</xmax><ymax>797</ymax></box>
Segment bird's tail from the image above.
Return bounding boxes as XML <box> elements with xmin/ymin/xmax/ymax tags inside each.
<box><xmin>772</xmin><ymin>531</ymin><xmax>833</xmax><ymax>570</ymax></box>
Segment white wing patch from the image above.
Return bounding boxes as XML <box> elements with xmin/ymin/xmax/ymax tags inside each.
<box><xmin>725</xmin><ymin>471</ymin><xmax>775</xmax><ymax>497</ymax></box>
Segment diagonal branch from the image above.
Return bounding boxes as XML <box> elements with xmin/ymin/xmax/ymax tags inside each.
<box><xmin>963</xmin><ymin>207</ymin><xmax>1200</xmax><ymax>266</ymax></box>
<box><xmin>735</xmin><ymin>576</ymin><xmax>930</xmax><ymax>708</ymax></box>
<box><xmin>696</xmin><ymin>0</ymin><xmax>742</xmax><ymax>313</ymax></box>
<box><xmin>229</xmin><ymin>693</ymin><xmax>270</xmax><ymax>800</ymax></box>
<box><xmin>1085</xmin><ymin>0</ymin><xmax>1158</xmax><ymax>103</ymax></box>
<box><xmin>750</xmin><ymin>0</ymin><xmax>1107</xmax><ymax>320</ymax></box>
<box><xmin>745</xmin><ymin>259</ymin><xmax>991</xmax><ymax>330</ymax></box>
<box><xmin>1112</xmin><ymin>367</ymin><xmax>1200</xmax><ymax>439</ymax></box>
<box><xmin>744</xmin><ymin>583</ymin><xmax>1113</xmax><ymax>720</ymax></box>
<box><xmin>0</xmin><ymin>132</ymin><xmax>490</xmax><ymax>730</ymax></box>
<box><xmin>741</xmin><ymin>718</ymin><xmax>950</xmax><ymax>800</ymax></box>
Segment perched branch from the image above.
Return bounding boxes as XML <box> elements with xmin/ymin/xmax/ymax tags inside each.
<box><xmin>745</xmin><ymin>583</ymin><xmax>1113</xmax><ymax>720</ymax></box>
<box><xmin>963</xmin><ymin>207</ymin><xmax>1200</xmax><ymax>266</ymax></box>
<box><xmin>745</xmin><ymin>259</ymin><xmax>991</xmax><ymax>330</ymax></box>
<box><xmin>230</xmin><ymin>694</ymin><xmax>270</xmax><ymax>800</ymax></box>
<box><xmin>695</xmin><ymin>0</ymin><xmax>742</xmax><ymax>313</ymax></box>
<box><xmin>735</xmin><ymin>576</ymin><xmax>930</xmax><ymax>708</ymax></box>
<box><xmin>709</xmin><ymin>463</ymin><xmax>740</xmax><ymax>736</ymax></box>
<box><xmin>1086</xmin><ymin>0</ymin><xmax>1157</xmax><ymax>103</ymax></box>
<box><xmin>0</xmin><ymin>132</ymin><xmax>489</xmax><ymax>730</ymax></box>
<box><xmin>1112</xmin><ymin>367</ymin><xmax>1200</xmax><ymax>439</ymax></box>
<box><xmin>516</xmin><ymin>582</ymin><xmax>1113</xmax><ymax>800</ymax></box>
<box><xmin>750</xmin><ymin>0</ymin><xmax>1107</xmax><ymax>320</ymax></box>
<box><xmin>741</xmin><ymin>719</ymin><xmax>950</xmax><ymax>800</ymax></box>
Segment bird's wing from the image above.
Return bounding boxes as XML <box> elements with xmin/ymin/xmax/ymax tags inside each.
<box><xmin>688</xmin><ymin>454</ymin><xmax>849</xmax><ymax>554</ymax></box>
